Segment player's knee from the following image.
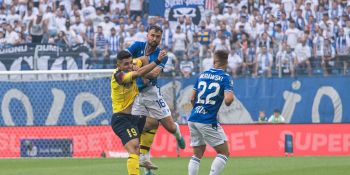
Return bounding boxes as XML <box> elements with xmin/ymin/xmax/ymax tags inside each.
<box><xmin>160</xmin><ymin>117</ymin><xmax>177</xmax><ymax>134</ymax></box>
<box><xmin>194</xmin><ymin>153</ymin><xmax>203</xmax><ymax>159</ymax></box>
<box><xmin>164</xmin><ymin>124</ymin><xmax>176</xmax><ymax>134</ymax></box>
<box><xmin>125</xmin><ymin>140</ymin><xmax>140</xmax><ymax>155</ymax></box>
<box><xmin>217</xmin><ymin>150</ymin><xmax>229</xmax><ymax>157</ymax></box>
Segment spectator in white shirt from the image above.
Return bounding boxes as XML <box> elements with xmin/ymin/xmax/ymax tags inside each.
<box><xmin>285</xmin><ymin>20</ymin><xmax>301</xmax><ymax>49</ymax></box>
<box><xmin>211</xmin><ymin>7</ymin><xmax>224</xmax><ymax>25</ymax></box>
<box><xmin>7</xmin><ymin>6</ymin><xmax>21</xmax><ymax>26</ymax></box>
<box><xmin>336</xmin><ymin>28</ymin><xmax>350</xmax><ymax>75</ymax></box>
<box><xmin>201</xmin><ymin>51</ymin><xmax>214</xmax><ymax>71</ymax></box>
<box><xmin>163</xmin><ymin>49</ymin><xmax>178</xmax><ymax>76</ymax></box>
<box><xmin>321</xmin><ymin>38</ymin><xmax>336</xmax><ymax>76</ymax></box>
<box><xmin>172</xmin><ymin>26</ymin><xmax>187</xmax><ymax>60</ymax></box>
<box><xmin>111</xmin><ymin>0</ymin><xmax>126</xmax><ymax>12</ymax></box>
<box><xmin>70</xmin><ymin>16</ymin><xmax>85</xmax><ymax>36</ymax></box>
<box><xmin>43</xmin><ymin>6</ymin><xmax>58</xmax><ymax>37</ymax></box>
<box><xmin>295</xmin><ymin>37</ymin><xmax>312</xmax><ymax>76</ymax></box>
<box><xmin>224</xmin><ymin>6</ymin><xmax>237</xmax><ymax>25</ymax></box>
<box><xmin>134</xmin><ymin>24</ymin><xmax>147</xmax><ymax>42</ymax></box>
<box><xmin>5</xmin><ymin>24</ymin><xmax>19</xmax><ymax>45</ymax></box>
<box><xmin>81</xmin><ymin>0</ymin><xmax>96</xmax><ymax>19</ymax></box>
<box><xmin>256</xmin><ymin>44</ymin><xmax>273</xmax><ymax>77</ymax></box>
<box><xmin>90</xmin><ymin>7</ymin><xmax>105</xmax><ymax>30</ymax></box>
<box><xmin>127</xmin><ymin>0</ymin><xmax>143</xmax><ymax>20</ymax></box>
<box><xmin>228</xmin><ymin>48</ymin><xmax>243</xmax><ymax>77</ymax></box>
<box><xmin>313</xmin><ymin>28</ymin><xmax>325</xmax><ymax>69</ymax></box>
<box><xmin>93</xmin><ymin>25</ymin><xmax>108</xmax><ymax>68</ymax></box>
<box><xmin>23</xmin><ymin>8</ymin><xmax>35</xmax><ymax>32</ymax></box>
<box><xmin>100</xmin><ymin>16</ymin><xmax>115</xmax><ymax>36</ymax></box>
<box><xmin>281</xmin><ymin>0</ymin><xmax>295</xmax><ymax>18</ymax></box>
<box><xmin>29</xmin><ymin>13</ymin><xmax>46</xmax><ymax>44</ymax></box>
<box><xmin>179</xmin><ymin>54</ymin><xmax>194</xmax><ymax>78</ymax></box>
<box><xmin>68</xmin><ymin>28</ymin><xmax>84</xmax><ymax>46</ymax></box>
<box><xmin>276</xmin><ymin>43</ymin><xmax>296</xmax><ymax>77</ymax></box>
<box><xmin>211</xmin><ymin>30</ymin><xmax>231</xmax><ymax>52</ymax></box>
<box><xmin>55</xmin><ymin>9</ymin><xmax>67</xmax><ymax>33</ymax></box>
<box><xmin>235</xmin><ymin>15</ymin><xmax>251</xmax><ymax>33</ymax></box>
<box><xmin>123</xmin><ymin>28</ymin><xmax>136</xmax><ymax>48</ymax></box>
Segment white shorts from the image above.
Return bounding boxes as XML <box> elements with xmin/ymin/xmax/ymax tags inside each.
<box><xmin>131</xmin><ymin>85</ymin><xmax>171</xmax><ymax>120</ymax></box>
<box><xmin>188</xmin><ymin>121</ymin><xmax>227</xmax><ymax>147</ymax></box>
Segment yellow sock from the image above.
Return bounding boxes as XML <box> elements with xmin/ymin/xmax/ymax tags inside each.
<box><xmin>127</xmin><ymin>154</ymin><xmax>139</xmax><ymax>175</ymax></box>
<box><xmin>140</xmin><ymin>129</ymin><xmax>157</xmax><ymax>154</ymax></box>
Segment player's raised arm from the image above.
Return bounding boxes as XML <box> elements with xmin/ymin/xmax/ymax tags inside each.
<box><xmin>114</xmin><ymin>50</ymin><xmax>167</xmax><ymax>84</ymax></box>
<box><xmin>144</xmin><ymin>50</ymin><xmax>168</xmax><ymax>79</ymax></box>
<box><xmin>134</xmin><ymin>50</ymin><xmax>167</xmax><ymax>78</ymax></box>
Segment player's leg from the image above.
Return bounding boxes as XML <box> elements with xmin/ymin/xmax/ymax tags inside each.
<box><xmin>132</xmin><ymin>95</ymin><xmax>159</xmax><ymax>170</ymax></box>
<box><xmin>139</xmin><ymin>117</ymin><xmax>159</xmax><ymax>170</ymax></box>
<box><xmin>199</xmin><ymin>123</ymin><xmax>229</xmax><ymax>175</ymax></box>
<box><xmin>210</xmin><ymin>142</ymin><xmax>229</xmax><ymax>175</ymax></box>
<box><xmin>188</xmin><ymin>122</ymin><xmax>206</xmax><ymax>175</ymax></box>
<box><xmin>125</xmin><ymin>138</ymin><xmax>141</xmax><ymax>175</ymax></box>
<box><xmin>159</xmin><ymin>116</ymin><xmax>185</xmax><ymax>149</ymax></box>
<box><xmin>111</xmin><ymin>114</ymin><xmax>143</xmax><ymax>175</ymax></box>
<box><xmin>143</xmin><ymin>87</ymin><xmax>186</xmax><ymax>149</ymax></box>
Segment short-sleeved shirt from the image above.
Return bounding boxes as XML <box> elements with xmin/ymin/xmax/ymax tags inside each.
<box><xmin>110</xmin><ymin>59</ymin><xmax>142</xmax><ymax>113</ymax></box>
<box><xmin>188</xmin><ymin>68</ymin><xmax>234</xmax><ymax>124</ymax></box>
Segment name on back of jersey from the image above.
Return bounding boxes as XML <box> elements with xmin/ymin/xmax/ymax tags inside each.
<box><xmin>199</xmin><ymin>73</ymin><xmax>224</xmax><ymax>81</ymax></box>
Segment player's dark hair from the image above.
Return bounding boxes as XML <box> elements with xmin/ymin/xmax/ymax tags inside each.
<box><xmin>147</xmin><ymin>25</ymin><xmax>163</xmax><ymax>33</ymax></box>
<box><xmin>117</xmin><ymin>50</ymin><xmax>132</xmax><ymax>60</ymax></box>
<box><xmin>214</xmin><ymin>50</ymin><xmax>229</xmax><ymax>62</ymax></box>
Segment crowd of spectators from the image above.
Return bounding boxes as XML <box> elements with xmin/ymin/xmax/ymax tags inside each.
<box><xmin>1</xmin><ymin>0</ymin><xmax>350</xmax><ymax>77</ymax></box>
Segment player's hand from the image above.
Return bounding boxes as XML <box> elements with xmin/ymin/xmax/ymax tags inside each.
<box><xmin>132</xmin><ymin>64</ymin><xmax>140</xmax><ymax>71</ymax></box>
<box><xmin>157</xmin><ymin>49</ymin><xmax>167</xmax><ymax>61</ymax></box>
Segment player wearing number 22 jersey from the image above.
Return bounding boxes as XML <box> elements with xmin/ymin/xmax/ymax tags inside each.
<box><xmin>188</xmin><ymin>50</ymin><xmax>234</xmax><ymax>175</ymax></box>
<box><xmin>189</xmin><ymin>69</ymin><xmax>234</xmax><ymax>124</ymax></box>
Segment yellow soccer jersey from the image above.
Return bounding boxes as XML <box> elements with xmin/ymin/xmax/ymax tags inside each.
<box><xmin>110</xmin><ymin>59</ymin><xmax>142</xmax><ymax>113</ymax></box>
<box><xmin>111</xmin><ymin>69</ymin><xmax>138</xmax><ymax>113</ymax></box>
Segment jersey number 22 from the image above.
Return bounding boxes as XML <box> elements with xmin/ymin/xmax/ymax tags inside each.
<box><xmin>197</xmin><ymin>81</ymin><xmax>220</xmax><ymax>105</ymax></box>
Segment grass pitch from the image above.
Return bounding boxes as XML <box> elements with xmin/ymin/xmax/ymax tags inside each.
<box><xmin>0</xmin><ymin>156</ymin><xmax>349</xmax><ymax>175</ymax></box>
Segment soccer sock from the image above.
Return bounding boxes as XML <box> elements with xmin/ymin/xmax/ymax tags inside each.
<box><xmin>173</xmin><ymin>122</ymin><xmax>182</xmax><ymax>140</ymax></box>
<box><xmin>127</xmin><ymin>154</ymin><xmax>140</xmax><ymax>175</ymax></box>
<box><xmin>140</xmin><ymin>129</ymin><xmax>157</xmax><ymax>155</ymax></box>
<box><xmin>144</xmin><ymin>167</ymin><xmax>153</xmax><ymax>175</ymax></box>
<box><xmin>209</xmin><ymin>154</ymin><xmax>228</xmax><ymax>175</ymax></box>
<box><xmin>188</xmin><ymin>156</ymin><xmax>201</xmax><ymax>175</ymax></box>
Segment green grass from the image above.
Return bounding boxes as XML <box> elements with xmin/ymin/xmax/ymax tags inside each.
<box><xmin>0</xmin><ymin>156</ymin><xmax>349</xmax><ymax>175</ymax></box>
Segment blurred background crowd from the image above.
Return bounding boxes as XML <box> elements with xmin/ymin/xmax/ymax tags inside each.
<box><xmin>1</xmin><ymin>0</ymin><xmax>350</xmax><ymax>77</ymax></box>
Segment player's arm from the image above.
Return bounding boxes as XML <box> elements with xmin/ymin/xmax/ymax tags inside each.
<box><xmin>190</xmin><ymin>79</ymin><xmax>199</xmax><ymax>106</ymax></box>
<box><xmin>224</xmin><ymin>91</ymin><xmax>234</xmax><ymax>106</ymax></box>
<box><xmin>115</xmin><ymin>51</ymin><xmax>167</xmax><ymax>84</ymax></box>
<box><xmin>144</xmin><ymin>52</ymin><xmax>168</xmax><ymax>79</ymax></box>
<box><xmin>224</xmin><ymin>76</ymin><xmax>234</xmax><ymax>106</ymax></box>
<box><xmin>144</xmin><ymin>67</ymin><xmax>162</xmax><ymax>79</ymax></box>
<box><xmin>190</xmin><ymin>89</ymin><xmax>197</xmax><ymax>106</ymax></box>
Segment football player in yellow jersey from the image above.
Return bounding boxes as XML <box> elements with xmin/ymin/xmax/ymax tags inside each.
<box><xmin>110</xmin><ymin>50</ymin><xmax>167</xmax><ymax>175</ymax></box>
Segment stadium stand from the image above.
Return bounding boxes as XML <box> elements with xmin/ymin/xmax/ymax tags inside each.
<box><xmin>0</xmin><ymin>0</ymin><xmax>349</xmax><ymax>77</ymax></box>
